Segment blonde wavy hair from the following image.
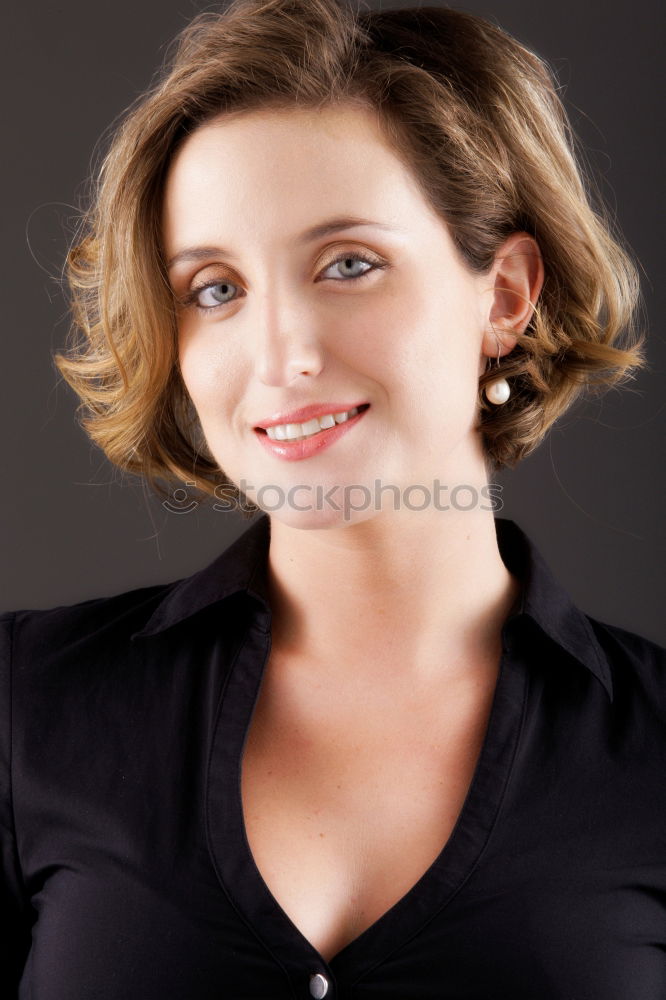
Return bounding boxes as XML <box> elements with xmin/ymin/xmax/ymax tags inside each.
<box><xmin>55</xmin><ymin>0</ymin><xmax>646</xmax><ymax>512</ymax></box>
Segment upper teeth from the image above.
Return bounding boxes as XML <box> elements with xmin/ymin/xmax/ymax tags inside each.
<box><xmin>265</xmin><ymin>407</ymin><xmax>361</xmax><ymax>441</ymax></box>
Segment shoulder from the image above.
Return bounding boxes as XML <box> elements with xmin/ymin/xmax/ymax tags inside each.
<box><xmin>0</xmin><ymin>580</ymin><xmax>198</xmax><ymax>708</ymax></box>
<box><xmin>1</xmin><ymin>580</ymin><xmax>179</xmax><ymax>664</ymax></box>
<box><xmin>0</xmin><ymin>581</ymin><xmax>218</xmax><ymax>769</ymax></box>
<box><xmin>1</xmin><ymin>516</ymin><xmax>270</xmax><ymax>665</ymax></box>
<box><xmin>0</xmin><ymin>527</ymin><xmax>264</xmax><ymax>690</ymax></box>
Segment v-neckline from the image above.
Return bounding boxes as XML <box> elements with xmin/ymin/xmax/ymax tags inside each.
<box><xmin>206</xmin><ymin>613</ymin><xmax>528</xmax><ymax>985</ymax></box>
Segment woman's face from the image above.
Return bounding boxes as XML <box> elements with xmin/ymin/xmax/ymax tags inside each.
<box><xmin>163</xmin><ymin>104</ymin><xmax>499</xmax><ymax>528</ymax></box>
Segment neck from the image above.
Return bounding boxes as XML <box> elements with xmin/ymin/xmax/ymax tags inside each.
<box><xmin>265</xmin><ymin>503</ymin><xmax>520</xmax><ymax>688</ymax></box>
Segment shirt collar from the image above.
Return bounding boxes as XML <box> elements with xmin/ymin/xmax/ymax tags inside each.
<box><xmin>494</xmin><ymin>518</ymin><xmax>613</xmax><ymax>702</ymax></box>
<box><xmin>131</xmin><ymin>513</ymin><xmax>613</xmax><ymax>703</ymax></box>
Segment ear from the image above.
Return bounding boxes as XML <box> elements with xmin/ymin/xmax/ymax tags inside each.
<box><xmin>480</xmin><ymin>232</ymin><xmax>544</xmax><ymax>362</ymax></box>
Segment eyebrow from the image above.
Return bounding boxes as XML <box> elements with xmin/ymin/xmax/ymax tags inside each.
<box><xmin>166</xmin><ymin>216</ymin><xmax>405</xmax><ymax>270</ymax></box>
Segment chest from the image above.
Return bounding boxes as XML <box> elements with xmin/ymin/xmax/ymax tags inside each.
<box><xmin>240</xmin><ymin>654</ymin><xmax>498</xmax><ymax>963</ymax></box>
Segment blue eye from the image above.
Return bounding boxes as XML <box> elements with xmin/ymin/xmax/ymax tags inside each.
<box><xmin>321</xmin><ymin>253</ymin><xmax>376</xmax><ymax>281</ymax></box>
<box><xmin>194</xmin><ymin>281</ymin><xmax>238</xmax><ymax>308</ymax></box>
<box><xmin>183</xmin><ymin>251</ymin><xmax>384</xmax><ymax>313</ymax></box>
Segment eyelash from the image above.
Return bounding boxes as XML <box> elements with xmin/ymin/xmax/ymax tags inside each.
<box><xmin>180</xmin><ymin>250</ymin><xmax>386</xmax><ymax>314</ymax></box>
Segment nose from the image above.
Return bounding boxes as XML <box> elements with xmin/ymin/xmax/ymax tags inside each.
<box><xmin>253</xmin><ymin>294</ymin><xmax>325</xmax><ymax>386</ymax></box>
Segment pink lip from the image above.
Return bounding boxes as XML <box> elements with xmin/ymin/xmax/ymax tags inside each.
<box><xmin>254</xmin><ymin>405</ymin><xmax>370</xmax><ymax>462</ymax></box>
<box><xmin>254</xmin><ymin>402</ymin><xmax>369</xmax><ymax>430</ymax></box>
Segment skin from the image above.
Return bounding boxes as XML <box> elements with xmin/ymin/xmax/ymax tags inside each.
<box><xmin>163</xmin><ymin>103</ymin><xmax>544</xmax><ymax>691</ymax></box>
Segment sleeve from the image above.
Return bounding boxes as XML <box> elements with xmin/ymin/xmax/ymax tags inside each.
<box><xmin>0</xmin><ymin>612</ymin><xmax>32</xmax><ymax>993</ymax></box>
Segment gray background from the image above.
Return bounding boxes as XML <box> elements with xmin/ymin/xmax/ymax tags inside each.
<box><xmin>3</xmin><ymin>0</ymin><xmax>665</xmax><ymax>643</ymax></box>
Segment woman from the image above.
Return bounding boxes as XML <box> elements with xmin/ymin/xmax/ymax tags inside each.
<box><xmin>3</xmin><ymin>0</ymin><xmax>664</xmax><ymax>996</ymax></box>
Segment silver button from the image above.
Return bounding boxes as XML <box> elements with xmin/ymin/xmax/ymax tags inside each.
<box><xmin>309</xmin><ymin>972</ymin><xmax>329</xmax><ymax>998</ymax></box>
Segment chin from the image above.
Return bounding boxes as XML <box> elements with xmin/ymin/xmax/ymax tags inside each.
<box><xmin>253</xmin><ymin>497</ymin><xmax>383</xmax><ymax>532</ymax></box>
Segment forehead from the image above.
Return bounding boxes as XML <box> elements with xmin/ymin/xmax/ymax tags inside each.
<box><xmin>167</xmin><ymin>102</ymin><xmax>404</xmax><ymax>189</ymax></box>
<box><xmin>161</xmin><ymin>103</ymin><xmax>441</xmax><ymax>253</ymax></box>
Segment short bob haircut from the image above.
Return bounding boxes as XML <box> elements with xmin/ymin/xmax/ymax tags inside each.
<box><xmin>55</xmin><ymin>0</ymin><xmax>645</xmax><ymax>513</ymax></box>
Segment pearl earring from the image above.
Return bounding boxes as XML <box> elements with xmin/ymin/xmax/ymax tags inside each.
<box><xmin>484</xmin><ymin>340</ymin><xmax>511</xmax><ymax>405</ymax></box>
<box><xmin>485</xmin><ymin>378</ymin><xmax>510</xmax><ymax>404</ymax></box>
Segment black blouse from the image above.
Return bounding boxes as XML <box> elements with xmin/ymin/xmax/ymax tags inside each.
<box><xmin>2</xmin><ymin>514</ymin><xmax>665</xmax><ymax>999</ymax></box>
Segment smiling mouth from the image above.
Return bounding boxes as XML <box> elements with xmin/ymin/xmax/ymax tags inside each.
<box><xmin>256</xmin><ymin>403</ymin><xmax>370</xmax><ymax>441</ymax></box>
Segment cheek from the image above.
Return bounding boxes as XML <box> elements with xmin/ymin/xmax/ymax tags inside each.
<box><xmin>177</xmin><ymin>341</ymin><xmax>210</xmax><ymax>414</ymax></box>
<box><xmin>339</xmin><ymin>292</ymin><xmax>415</xmax><ymax>372</ymax></box>
<box><xmin>361</xmin><ymin>288</ymin><xmax>475</xmax><ymax>378</ymax></box>
<box><xmin>177</xmin><ymin>328</ymin><xmax>241</xmax><ymax>415</ymax></box>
